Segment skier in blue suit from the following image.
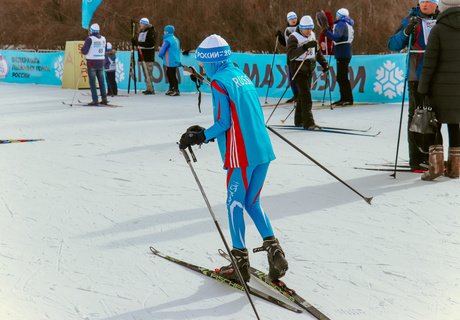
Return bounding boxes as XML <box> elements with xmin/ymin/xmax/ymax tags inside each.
<box><xmin>158</xmin><ymin>25</ymin><xmax>181</xmax><ymax>96</ymax></box>
<box><xmin>179</xmin><ymin>34</ymin><xmax>288</xmax><ymax>283</ymax></box>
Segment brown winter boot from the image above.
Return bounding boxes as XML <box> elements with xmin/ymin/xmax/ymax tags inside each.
<box><xmin>217</xmin><ymin>248</ymin><xmax>250</xmax><ymax>283</ymax></box>
<box><xmin>421</xmin><ymin>145</ymin><xmax>445</xmax><ymax>181</ymax></box>
<box><xmin>446</xmin><ymin>147</ymin><xmax>460</xmax><ymax>178</ymax></box>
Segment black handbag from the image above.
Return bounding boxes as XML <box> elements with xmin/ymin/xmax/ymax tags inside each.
<box><xmin>409</xmin><ymin>99</ymin><xmax>438</xmax><ymax>134</ymax></box>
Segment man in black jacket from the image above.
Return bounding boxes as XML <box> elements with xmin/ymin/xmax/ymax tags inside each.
<box><xmin>133</xmin><ymin>17</ymin><xmax>156</xmax><ymax>94</ymax></box>
<box><xmin>287</xmin><ymin>15</ymin><xmax>329</xmax><ymax>129</ymax></box>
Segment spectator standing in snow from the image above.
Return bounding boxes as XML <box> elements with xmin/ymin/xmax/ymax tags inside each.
<box><xmin>276</xmin><ymin>11</ymin><xmax>299</xmax><ymax>103</ymax></box>
<box><xmin>178</xmin><ymin>34</ymin><xmax>288</xmax><ymax>283</ymax></box>
<box><xmin>388</xmin><ymin>0</ymin><xmax>439</xmax><ymax>171</ymax></box>
<box><xmin>325</xmin><ymin>8</ymin><xmax>354</xmax><ymax>107</ymax></box>
<box><xmin>418</xmin><ymin>0</ymin><xmax>460</xmax><ymax>180</ymax></box>
<box><xmin>287</xmin><ymin>15</ymin><xmax>329</xmax><ymax>129</ymax></box>
<box><xmin>81</xmin><ymin>23</ymin><xmax>108</xmax><ymax>106</ymax></box>
<box><xmin>132</xmin><ymin>17</ymin><xmax>156</xmax><ymax>95</ymax></box>
<box><xmin>104</xmin><ymin>42</ymin><xmax>118</xmax><ymax>96</ymax></box>
<box><xmin>158</xmin><ymin>25</ymin><xmax>181</xmax><ymax>96</ymax></box>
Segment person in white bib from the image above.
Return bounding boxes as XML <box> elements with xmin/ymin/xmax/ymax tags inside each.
<box><xmin>81</xmin><ymin>23</ymin><xmax>108</xmax><ymax>106</ymax></box>
<box><xmin>287</xmin><ymin>15</ymin><xmax>329</xmax><ymax>129</ymax></box>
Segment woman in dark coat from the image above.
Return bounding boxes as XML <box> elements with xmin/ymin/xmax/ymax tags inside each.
<box><xmin>418</xmin><ymin>0</ymin><xmax>460</xmax><ymax>180</ymax></box>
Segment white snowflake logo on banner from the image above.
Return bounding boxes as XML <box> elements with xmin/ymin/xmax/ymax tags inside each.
<box><xmin>115</xmin><ymin>59</ymin><xmax>125</xmax><ymax>83</ymax></box>
<box><xmin>54</xmin><ymin>55</ymin><xmax>64</xmax><ymax>81</ymax></box>
<box><xmin>373</xmin><ymin>60</ymin><xmax>404</xmax><ymax>99</ymax></box>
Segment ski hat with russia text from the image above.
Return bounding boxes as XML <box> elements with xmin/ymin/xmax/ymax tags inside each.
<box><xmin>336</xmin><ymin>8</ymin><xmax>349</xmax><ymax>18</ymax></box>
<box><xmin>195</xmin><ymin>34</ymin><xmax>231</xmax><ymax>63</ymax></box>
<box><xmin>299</xmin><ymin>16</ymin><xmax>314</xmax><ymax>30</ymax></box>
<box><xmin>287</xmin><ymin>11</ymin><xmax>297</xmax><ymax>21</ymax></box>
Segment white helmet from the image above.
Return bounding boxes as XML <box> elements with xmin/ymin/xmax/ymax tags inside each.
<box><xmin>299</xmin><ymin>16</ymin><xmax>314</xmax><ymax>30</ymax></box>
<box><xmin>286</xmin><ymin>11</ymin><xmax>297</xmax><ymax>21</ymax></box>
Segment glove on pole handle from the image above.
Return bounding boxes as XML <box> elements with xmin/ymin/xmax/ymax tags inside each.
<box><xmin>264</xmin><ymin>37</ymin><xmax>279</xmax><ymax>104</ymax></box>
<box><xmin>266</xmin><ymin>51</ymin><xmax>310</xmax><ymax>125</ymax></box>
<box><xmin>391</xmin><ymin>33</ymin><xmax>413</xmax><ymax>179</ymax></box>
<box><xmin>266</xmin><ymin>126</ymin><xmax>373</xmax><ymax>205</ymax></box>
<box><xmin>180</xmin><ymin>147</ymin><xmax>261</xmax><ymax>320</ymax></box>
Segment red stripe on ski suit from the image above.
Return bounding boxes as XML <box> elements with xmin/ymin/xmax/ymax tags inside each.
<box><xmin>211</xmin><ymin>81</ymin><xmax>249</xmax><ymax>169</ymax></box>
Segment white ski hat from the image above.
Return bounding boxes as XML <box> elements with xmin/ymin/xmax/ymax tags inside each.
<box><xmin>90</xmin><ymin>23</ymin><xmax>100</xmax><ymax>33</ymax></box>
<box><xmin>438</xmin><ymin>0</ymin><xmax>460</xmax><ymax>12</ymax></box>
<box><xmin>287</xmin><ymin>11</ymin><xmax>297</xmax><ymax>21</ymax></box>
<box><xmin>337</xmin><ymin>8</ymin><xmax>349</xmax><ymax>18</ymax></box>
<box><xmin>299</xmin><ymin>16</ymin><xmax>314</xmax><ymax>30</ymax></box>
<box><xmin>106</xmin><ymin>42</ymin><xmax>112</xmax><ymax>50</ymax></box>
<box><xmin>139</xmin><ymin>17</ymin><xmax>150</xmax><ymax>25</ymax></box>
<box><xmin>195</xmin><ymin>34</ymin><xmax>231</xmax><ymax>63</ymax></box>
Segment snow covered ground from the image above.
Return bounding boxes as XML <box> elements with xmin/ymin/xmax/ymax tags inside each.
<box><xmin>1</xmin><ymin>83</ymin><xmax>459</xmax><ymax>320</ymax></box>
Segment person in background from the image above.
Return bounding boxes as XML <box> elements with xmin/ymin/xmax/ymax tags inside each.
<box><xmin>179</xmin><ymin>34</ymin><xmax>289</xmax><ymax>283</ymax></box>
<box><xmin>104</xmin><ymin>42</ymin><xmax>118</xmax><ymax>97</ymax></box>
<box><xmin>158</xmin><ymin>25</ymin><xmax>181</xmax><ymax>96</ymax></box>
<box><xmin>325</xmin><ymin>8</ymin><xmax>355</xmax><ymax>106</ymax></box>
<box><xmin>287</xmin><ymin>15</ymin><xmax>329</xmax><ymax>129</ymax></box>
<box><xmin>81</xmin><ymin>23</ymin><xmax>107</xmax><ymax>106</ymax></box>
<box><xmin>132</xmin><ymin>17</ymin><xmax>156</xmax><ymax>95</ymax></box>
<box><xmin>388</xmin><ymin>0</ymin><xmax>439</xmax><ymax>171</ymax></box>
<box><xmin>418</xmin><ymin>0</ymin><xmax>460</xmax><ymax>180</ymax></box>
<box><xmin>276</xmin><ymin>11</ymin><xmax>299</xmax><ymax>103</ymax></box>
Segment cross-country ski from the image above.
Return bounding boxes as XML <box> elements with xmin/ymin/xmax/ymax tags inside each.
<box><xmin>2</xmin><ymin>1</ymin><xmax>460</xmax><ymax>320</ymax></box>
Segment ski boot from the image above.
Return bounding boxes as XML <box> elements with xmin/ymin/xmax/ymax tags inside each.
<box><xmin>254</xmin><ymin>237</ymin><xmax>288</xmax><ymax>280</ymax></box>
<box><xmin>216</xmin><ymin>248</ymin><xmax>250</xmax><ymax>283</ymax></box>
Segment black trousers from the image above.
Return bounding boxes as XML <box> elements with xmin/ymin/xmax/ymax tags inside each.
<box><xmin>408</xmin><ymin>81</ymin><xmax>435</xmax><ymax>167</ymax></box>
<box><xmin>166</xmin><ymin>67</ymin><xmax>179</xmax><ymax>91</ymax></box>
<box><xmin>336</xmin><ymin>58</ymin><xmax>353</xmax><ymax>102</ymax></box>
<box><xmin>105</xmin><ymin>71</ymin><xmax>118</xmax><ymax>96</ymax></box>
<box><xmin>293</xmin><ymin>71</ymin><xmax>315</xmax><ymax>128</ymax></box>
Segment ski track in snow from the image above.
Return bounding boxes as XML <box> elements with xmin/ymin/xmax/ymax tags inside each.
<box><xmin>1</xmin><ymin>83</ymin><xmax>460</xmax><ymax>320</ymax></box>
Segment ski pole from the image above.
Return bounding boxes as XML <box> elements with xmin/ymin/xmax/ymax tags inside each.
<box><xmin>264</xmin><ymin>37</ymin><xmax>279</xmax><ymax>105</ymax></box>
<box><xmin>280</xmin><ymin>73</ymin><xmax>323</xmax><ymax>124</ymax></box>
<box><xmin>266</xmin><ymin>125</ymin><xmax>373</xmax><ymax>205</ymax></box>
<box><xmin>391</xmin><ymin>33</ymin><xmax>413</xmax><ymax>179</ymax></box>
<box><xmin>265</xmin><ymin>53</ymin><xmax>310</xmax><ymax>125</ymax></box>
<box><xmin>69</xmin><ymin>73</ymin><xmax>82</xmax><ymax>107</ymax></box>
<box><xmin>321</xmin><ymin>38</ymin><xmax>330</xmax><ymax>106</ymax></box>
<box><xmin>180</xmin><ymin>147</ymin><xmax>261</xmax><ymax>320</ymax></box>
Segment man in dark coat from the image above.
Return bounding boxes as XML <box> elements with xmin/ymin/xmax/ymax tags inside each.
<box><xmin>132</xmin><ymin>17</ymin><xmax>156</xmax><ymax>94</ymax></box>
<box><xmin>388</xmin><ymin>0</ymin><xmax>439</xmax><ymax>171</ymax></box>
<box><xmin>418</xmin><ymin>0</ymin><xmax>460</xmax><ymax>180</ymax></box>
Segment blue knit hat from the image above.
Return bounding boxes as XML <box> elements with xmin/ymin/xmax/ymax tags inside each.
<box><xmin>90</xmin><ymin>23</ymin><xmax>100</xmax><ymax>34</ymax></box>
<box><xmin>287</xmin><ymin>11</ymin><xmax>297</xmax><ymax>21</ymax></box>
<box><xmin>419</xmin><ymin>0</ymin><xmax>439</xmax><ymax>4</ymax></box>
<box><xmin>139</xmin><ymin>18</ymin><xmax>149</xmax><ymax>25</ymax></box>
<box><xmin>195</xmin><ymin>34</ymin><xmax>231</xmax><ymax>63</ymax></box>
<box><xmin>165</xmin><ymin>25</ymin><xmax>175</xmax><ymax>34</ymax></box>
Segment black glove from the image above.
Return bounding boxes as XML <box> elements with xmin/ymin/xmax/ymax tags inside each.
<box><xmin>302</xmin><ymin>40</ymin><xmax>317</xmax><ymax>51</ymax></box>
<box><xmin>322</xmin><ymin>64</ymin><xmax>329</xmax><ymax>72</ymax></box>
<box><xmin>404</xmin><ymin>16</ymin><xmax>420</xmax><ymax>36</ymax></box>
<box><xmin>179</xmin><ymin>125</ymin><xmax>206</xmax><ymax>150</ymax></box>
<box><xmin>276</xmin><ymin>30</ymin><xmax>283</xmax><ymax>38</ymax></box>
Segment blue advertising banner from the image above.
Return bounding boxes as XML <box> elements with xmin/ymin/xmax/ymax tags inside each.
<box><xmin>0</xmin><ymin>49</ymin><xmax>408</xmax><ymax>103</ymax></box>
<box><xmin>0</xmin><ymin>50</ymin><xmax>64</xmax><ymax>86</ymax></box>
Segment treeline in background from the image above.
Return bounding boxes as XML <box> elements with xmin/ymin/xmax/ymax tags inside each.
<box><xmin>0</xmin><ymin>0</ymin><xmax>414</xmax><ymax>53</ymax></box>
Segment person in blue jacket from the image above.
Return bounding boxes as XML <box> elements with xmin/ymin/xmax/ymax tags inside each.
<box><xmin>158</xmin><ymin>25</ymin><xmax>181</xmax><ymax>96</ymax></box>
<box><xmin>388</xmin><ymin>0</ymin><xmax>439</xmax><ymax>171</ymax></box>
<box><xmin>325</xmin><ymin>8</ymin><xmax>354</xmax><ymax>106</ymax></box>
<box><xmin>179</xmin><ymin>34</ymin><xmax>288</xmax><ymax>283</ymax></box>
